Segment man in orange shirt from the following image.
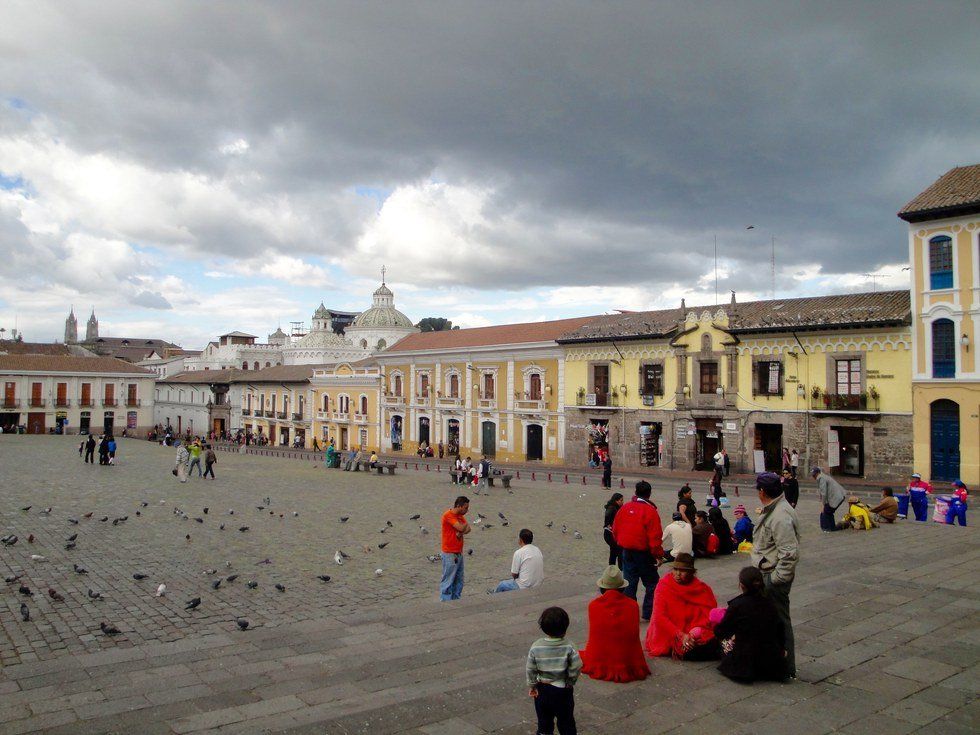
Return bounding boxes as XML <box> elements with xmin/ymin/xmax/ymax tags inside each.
<box><xmin>440</xmin><ymin>496</ymin><xmax>471</xmax><ymax>600</ymax></box>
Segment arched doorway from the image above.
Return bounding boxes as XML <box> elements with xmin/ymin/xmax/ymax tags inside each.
<box><xmin>481</xmin><ymin>421</ymin><xmax>496</xmax><ymax>458</ymax></box>
<box><xmin>526</xmin><ymin>424</ymin><xmax>543</xmax><ymax>461</ymax></box>
<box><xmin>930</xmin><ymin>400</ymin><xmax>960</xmax><ymax>481</ymax></box>
<box><xmin>418</xmin><ymin>416</ymin><xmax>431</xmax><ymax>447</ymax></box>
<box><xmin>390</xmin><ymin>415</ymin><xmax>403</xmax><ymax>451</ymax></box>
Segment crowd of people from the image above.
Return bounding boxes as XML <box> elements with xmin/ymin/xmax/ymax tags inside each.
<box><xmin>171</xmin><ymin>437</ymin><xmax>218</xmax><ymax>482</ymax></box>
<box><xmin>77</xmin><ymin>433</ymin><xmax>117</xmax><ymax>465</ymax></box>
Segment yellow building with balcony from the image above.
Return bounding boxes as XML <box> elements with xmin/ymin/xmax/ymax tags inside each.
<box><xmin>558</xmin><ymin>292</ymin><xmax>913</xmax><ymax>480</ymax></box>
<box><xmin>238</xmin><ymin>365</ymin><xmax>319</xmax><ymax>447</ymax></box>
<box><xmin>309</xmin><ymin>361</ymin><xmax>383</xmax><ymax>452</ymax></box>
<box><xmin>899</xmin><ymin>164</ymin><xmax>980</xmax><ymax>486</ymax></box>
<box><xmin>373</xmin><ymin>317</ymin><xmax>594</xmax><ymax>464</ymax></box>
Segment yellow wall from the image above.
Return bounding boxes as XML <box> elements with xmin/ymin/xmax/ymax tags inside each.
<box><xmin>913</xmin><ymin>384</ymin><xmax>979</xmax><ymax>486</ymax></box>
<box><xmin>310</xmin><ymin>364</ymin><xmax>381</xmax><ymax>452</ymax></box>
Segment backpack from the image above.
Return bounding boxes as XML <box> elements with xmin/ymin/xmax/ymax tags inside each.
<box><xmin>706</xmin><ymin>533</ymin><xmax>720</xmax><ymax>555</ymax></box>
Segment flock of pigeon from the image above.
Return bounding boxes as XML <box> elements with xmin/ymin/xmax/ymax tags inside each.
<box><xmin>3</xmin><ymin>479</ymin><xmax>592</xmax><ymax>645</ymax></box>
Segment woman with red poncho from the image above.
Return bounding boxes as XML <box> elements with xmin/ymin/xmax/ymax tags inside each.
<box><xmin>579</xmin><ymin>566</ymin><xmax>651</xmax><ymax>682</ymax></box>
<box><xmin>645</xmin><ymin>553</ymin><xmax>721</xmax><ymax>660</ymax></box>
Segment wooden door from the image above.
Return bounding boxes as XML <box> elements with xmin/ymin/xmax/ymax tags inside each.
<box><xmin>4</xmin><ymin>382</ymin><xmax>14</xmax><ymax>407</ymax></box>
<box><xmin>81</xmin><ymin>383</ymin><xmax>91</xmax><ymax>406</ymax></box>
<box><xmin>104</xmin><ymin>383</ymin><xmax>114</xmax><ymax>405</ymax></box>
<box><xmin>57</xmin><ymin>382</ymin><xmax>67</xmax><ymax>406</ymax></box>
<box><xmin>31</xmin><ymin>382</ymin><xmax>42</xmax><ymax>406</ymax></box>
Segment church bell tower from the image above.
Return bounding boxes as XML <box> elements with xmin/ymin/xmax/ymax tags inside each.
<box><xmin>85</xmin><ymin>308</ymin><xmax>99</xmax><ymax>341</ymax></box>
<box><xmin>64</xmin><ymin>307</ymin><xmax>78</xmax><ymax>344</ymax></box>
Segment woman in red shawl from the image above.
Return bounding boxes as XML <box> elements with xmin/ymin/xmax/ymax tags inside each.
<box><xmin>579</xmin><ymin>565</ymin><xmax>651</xmax><ymax>682</ymax></box>
<box><xmin>645</xmin><ymin>553</ymin><xmax>721</xmax><ymax>660</ymax></box>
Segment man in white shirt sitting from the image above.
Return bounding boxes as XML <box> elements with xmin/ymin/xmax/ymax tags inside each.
<box><xmin>492</xmin><ymin>528</ymin><xmax>544</xmax><ymax>593</ymax></box>
<box><xmin>662</xmin><ymin>512</ymin><xmax>693</xmax><ymax>562</ymax></box>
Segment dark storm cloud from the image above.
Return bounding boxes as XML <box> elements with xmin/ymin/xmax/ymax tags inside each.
<box><xmin>1</xmin><ymin>1</ymin><xmax>978</xmax><ymax>290</ymax></box>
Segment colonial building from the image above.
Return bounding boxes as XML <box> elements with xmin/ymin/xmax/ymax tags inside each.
<box><xmin>373</xmin><ymin>316</ymin><xmax>596</xmax><ymax>464</ymax></box>
<box><xmin>309</xmin><ymin>360</ymin><xmax>383</xmax><ymax>451</ymax></box>
<box><xmin>0</xmin><ymin>355</ymin><xmax>155</xmax><ymax>435</ymax></box>
<box><xmin>238</xmin><ymin>365</ymin><xmax>321</xmax><ymax>446</ymax></box>
<box><xmin>63</xmin><ymin>308</ymin><xmax>181</xmax><ymax>362</ymax></box>
<box><xmin>153</xmin><ymin>369</ymin><xmax>243</xmax><ymax>436</ymax></box>
<box><xmin>183</xmin><ymin>332</ymin><xmax>283</xmax><ymax>372</ymax></box>
<box><xmin>558</xmin><ymin>291</ymin><xmax>913</xmax><ymax>481</ymax></box>
<box><xmin>899</xmin><ymin>163</ymin><xmax>980</xmax><ymax>485</ymax></box>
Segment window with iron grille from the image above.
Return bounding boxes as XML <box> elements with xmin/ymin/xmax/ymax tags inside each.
<box><xmin>932</xmin><ymin>318</ymin><xmax>955</xmax><ymax>378</ymax></box>
<box><xmin>929</xmin><ymin>236</ymin><xmax>953</xmax><ymax>290</ymax></box>
<box><xmin>754</xmin><ymin>361</ymin><xmax>783</xmax><ymax>395</ymax></box>
<box><xmin>699</xmin><ymin>361</ymin><xmax>719</xmax><ymax>394</ymax></box>
<box><xmin>640</xmin><ymin>363</ymin><xmax>664</xmax><ymax>396</ymax></box>
<box><xmin>835</xmin><ymin>359</ymin><xmax>862</xmax><ymax>395</ymax></box>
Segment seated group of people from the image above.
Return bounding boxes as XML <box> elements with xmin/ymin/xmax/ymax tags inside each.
<box><xmin>578</xmin><ymin>555</ymin><xmax>787</xmax><ymax>685</ymax></box>
<box><xmin>664</xmin><ymin>486</ymin><xmax>756</xmax><ymax>560</ymax></box>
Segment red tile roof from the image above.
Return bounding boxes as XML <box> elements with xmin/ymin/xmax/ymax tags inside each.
<box><xmin>898</xmin><ymin>164</ymin><xmax>980</xmax><ymax>222</ymax></box>
<box><xmin>0</xmin><ymin>355</ymin><xmax>154</xmax><ymax>374</ymax></box>
<box><xmin>384</xmin><ymin>316</ymin><xmax>600</xmax><ymax>352</ymax></box>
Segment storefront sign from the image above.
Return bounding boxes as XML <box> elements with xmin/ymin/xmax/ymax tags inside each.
<box><xmin>724</xmin><ymin>421</ymin><xmax>738</xmax><ymax>432</ymax></box>
<box><xmin>584</xmin><ymin>393</ymin><xmax>597</xmax><ymax>406</ymax></box>
<box><xmin>866</xmin><ymin>370</ymin><xmax>894</xmax><ymax>379</ymax></box>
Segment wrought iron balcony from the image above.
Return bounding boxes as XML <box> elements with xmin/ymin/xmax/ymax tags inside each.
<box><xmin>514</xmin><ymin>398</ymin><xmax>545</xmax><ymax>412</ymax></box>
<box><xmin>810</xmin><ymin>392</ymin><xmax>879</xmax><ymax>412</ymax></box>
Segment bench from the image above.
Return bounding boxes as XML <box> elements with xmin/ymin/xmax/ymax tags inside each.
<box><xmin>489</xmin><ymin>473</ymin><xmax>514</xmax><ymax>489</ymax></box>
<box><xmin>355</xmin><ymin>459</ymin><xmax>373</xmax><ymax>472</ymax></box>
<box><xmin>376</xmin><ymin>461</ymin><xmax>397</xmax><ymax>475</ymax></box>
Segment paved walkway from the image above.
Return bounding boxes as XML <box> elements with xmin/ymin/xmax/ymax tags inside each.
<box><xmin>0</xmin><ymin>436</ymin><xmax>976</xmax><ymax>734</ymax></box>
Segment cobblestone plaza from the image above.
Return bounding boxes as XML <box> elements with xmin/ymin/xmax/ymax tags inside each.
<box><xmin>1</xmin><ymin>436</ymin><xmax>977</xmax><ymax>734</ymax></box>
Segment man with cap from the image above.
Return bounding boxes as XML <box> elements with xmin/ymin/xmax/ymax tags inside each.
<box><xmin>811</xmin><ymin>466</ymin><xmax>847</xmax><ymax>532</ymax></box>
<box><xmin>752</xmin><ymin>471</ymin><xmax>800</xmax><ymax>678</ymax></box>
<box><xmin>612</xmin><ymin>480</ymin><xmax>664</xmax><ymax>622</ymax></box>
<box><xmin>579</xmin><ymin>566</ymin><xmax>651</xmax><ymax>682</ymax></box>
<box><xmin>907</xmin><ymin>473</ymin><xmax>933</xmax><ymax>522</ymax></box>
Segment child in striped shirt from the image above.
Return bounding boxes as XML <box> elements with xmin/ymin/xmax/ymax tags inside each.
<box><xmin>526</xmin><ymin>606</ymin><xmax>582</xmax><ymax>735</ymax></box>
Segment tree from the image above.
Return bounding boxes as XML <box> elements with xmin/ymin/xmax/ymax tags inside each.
<box><xmin>416</xmin><ymin>317</ymin><xmax>459</xmax><ymax>332</ymax></box>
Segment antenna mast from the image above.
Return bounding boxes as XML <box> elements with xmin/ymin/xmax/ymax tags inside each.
<box><xmin>770</xmin><ymin>235</ymin><xmax>776</xmax><ymax>299</ymax></box>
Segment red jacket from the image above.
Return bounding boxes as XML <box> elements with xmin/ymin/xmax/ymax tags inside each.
<box><xmin>612</xmin><ymin>497</ymin><xmax>663</xmax><ymax>556</ymax></box>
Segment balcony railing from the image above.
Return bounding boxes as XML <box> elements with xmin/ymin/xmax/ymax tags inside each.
<box><xmin>811</xmin><ymin>392</ymin><xmax>879</xmax><ymax>412</ymax></box>
<box><xmin>55</xmin><ymin>399</ymin><xmax>71</xmax><ymax>407</ymax></box>
<box><xmin>292</xmin><ymin>412</ymin><xmax>304</xmax><ymax>421</ymax></box>
<box><xmin>353</xmin><ymin>412</ymin><xmax>368</xmax><ymax>424</ymax></box>
<box><xmin>514</xmin><ymin>398</ymin><xmax>545</xmax><ymax>412</ymax></box>
<box><xmin>126</xmin><ymin>399</ymin><xmax>140</xmax><ymax>407</ymax></box>
<box><xmin>333</xmin><ymin>411</ymin><xmax>350</xmax><ymax>421</ymax></box>
<box><xmin>242</xmin><ymin>408</ymin><xmax>251</xmax><ymax>416</ymax></box>
<box><xmin>277</xmin><ymin>411</ymin><xmax>287</xmax><ymax>419</ymax></box>
<box><xmin>477</xmin><ymin>397</ymin><xmax>496</xmax><ymax>410</ymax></box>
<box><xmin>316</xmin><ymin>409</ymin><xmax>329</xmax><ymax>420</ymax></box>
<box><xmin>382</xmin><ymin>394</ymin><xmax>405</xmax><ymax>407</ymax></box>
<box><xmin>29</xmin><ymin>399</ymin><xmax>46</xmax><ymax>407</ymax></box>
<box><xmin>575</xmin><ymin>393</ymin><xmax>620</xmax><ymax>407</ymax></box>
<box><xmin>103</xmin><ymin>398</ymin><xmax>117</xmax><ymax>407</ymax></box>
<box><xmin>78</xmin><ymin>399</ymin><xmax>94</xmax><ymax>407</ymax></box>
<box><xmin>436</xmin><ymin>396</ymin><xmax>462</xmax><ymax>408</ymax></box>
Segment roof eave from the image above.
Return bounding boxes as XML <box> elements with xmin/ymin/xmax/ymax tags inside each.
<box><xmin>729</xmin><ymin>318</ymin><xmax>911</xmax><ymax>335</ymax></box>
<box><xmin>898</xmin><ymin>202</ymin><xmax>980</xmax><ymax>223</ymax></box>
<box><xmin>557</xmin><ymin>330</ymin><xmax>676</xmax><ymax>346</ymax></box>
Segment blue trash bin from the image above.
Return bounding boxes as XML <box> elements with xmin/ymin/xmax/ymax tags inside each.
<box><xmin>897</xmin><ymin>493</ymin><xmax>910</xmax><ymax>518</ymax></box>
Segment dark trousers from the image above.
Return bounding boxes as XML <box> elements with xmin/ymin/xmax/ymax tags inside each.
<box><xmin>911</xmin><ymin>497</ymin><xmax>928</xmax><ymax>522</ymax></box>
<box><xmin>603</xmin><ymin>530</ymin><xmax>621</xmax><ymax>568</ymax></box>
<box><xmin>204</xmin><ymin>462</ymin><xmax>215</xmax><ymax>478</ymax></box>
<box><xmin>820</xmin><ymin>503</ymin><xmax>842</xmax><ymax>531</ymax></box>
<box><xmin>764</xmin><ymin>574</ymin><xmax>795</xmax><ymax>677</ymax></box>
<box><xmin>533</xmin><ymin>683</ymin><xmax>576</xmax><ymax>735</ymax></box>
<box><xmin>621</xmin><ymin>549</ymin><xmax>659</xmax><ymax>620</ymax></box>
<box><xmin>601</xmin><ymin>470</ymin><xmax>611</xmax><ymax>488</ymax></box>
<box><xmin>84</xmin><ymin>449</ymin><xmax>94</xmax><ymax>463</ymax></box>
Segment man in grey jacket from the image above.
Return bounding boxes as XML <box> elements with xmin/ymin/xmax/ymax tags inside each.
<box><xmin>812</xmin><ymin>466</ymin><xmax>847</xmax><ymax>532</ymax></box>
<box><xmin>752</xmin><ymin>471</ymin><xmax>800</xmax><ymax>678</ymax></box>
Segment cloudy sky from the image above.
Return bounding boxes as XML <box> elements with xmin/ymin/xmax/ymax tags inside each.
<box><xmin>1</xmin><ymin>2</ymin><xmax>978</xmax><ymax>348</ymax></box>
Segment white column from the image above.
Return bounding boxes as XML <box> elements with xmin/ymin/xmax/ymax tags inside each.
<box><xmin>506</xmin><ymin>360</ymin><xmax>515</xmax><ymax>456</ymax></box>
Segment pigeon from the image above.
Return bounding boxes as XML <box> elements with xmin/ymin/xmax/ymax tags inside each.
<box><xmin>135</xmin><ymin>511</ymin><xmax>141</xmax><ymax>517</ymax></box>
<box><xmin>339</xmin><ymin>549</ymin><xmax>351</xmax><ymax>559</ymax></box>
<box><xmin>74</xmin><ymin>564</ymin><xmax>88</xmax><ymax>574</ymax></box>
<box><xmin>546</xmin><ymin>521</ymin><xmax>554</xmax><ymax>528</ymax></box>
<box><xmin>19</xmin><ymin>585</ymin><xmax>33</xmax><ymax>596</ymax></box>
<box><xmin>473</xmin><ymin>518</ymin><xmax>482</xmax><ymax>525</ymax></box>
<box><xmin>419</xmin><ymin>526</ymin><xmax>429</xmax><ymax>535</ymax></box>
<box><xmin>292</xmin><ymin>511</ymin><xmax>299</xmax><ymax>517</ymax></box>
<box><xmin>263</xmin><ymin>497</ymin><xmax>271</xmax><ymax>506</ymax></box>
<box><xmin>225</xmin><ymin>561</ymin><xmax>233</xmax><ymax>568</ymax></box>
<box><xmin>378</xmin><ymin>542</ymin><xmax>389</xmax><ymax>549</ymax></box>
<box><xmin>133</xmin><ymin>573</ymin><xmax>148</xmax><ymax>580</ymax></box>
<box><xmin>41</xmin><ymin>507</ymin><xmax>52</xmax><ymax>515</ymax></box>
<box><xmin>99</xmin><ymin>516</ymin><xmax>108</xmax><ymax>522</ymax></box>
<box><xmin>82</xmin><ymin>511</ymin><xmax>93</xmax><ymax>518</ymax></box>
<box><xmin>498</xmin><ymin>512</ymin><xmax>507</xmax><ymax>520</ymax></box>
<box><xmin>156</xmin><ymin>584</ymin><xmax>167</xmax><ymax>597</ymax></box>
<box><xmin>68</xmin><ymin>518</ymin><xmax>79</xmax><ymax>525</ymax></box>
<box><xmin>194</xmin><ymin>518</ymin><xmax>204</xmax><ymax>524</ymax></box>
<box><xmin>482</xmin><ymin>523</ymin><xmax>494</xmax><ymax>529</ymax></box>
<box><xmin>374</xmin><ymin>569</ymin><xmax>384</xmax><ymax>576</ymax></box>
<box><xmin>256</xmin><ymin>506</ymin><xmax>265</xmax><ymax>511</ymax></box>
<box><xmin>185</xmin><ymin>597</ymin><xmax>201</xmax><ymax>610</ymax></box>
<box><xmin>225</xmin><ymin>574</ymin><xmax>239</xmax><ymax>583</ymax></box>
<box><xmin>228</xmin><ymin>509</ymin><xmax>234</xmax><ymax>515</ymax></box>
<box><xmin>67</xmin><ymin>533</ymin><xmax>78</xmax><ymax>542</ymax></box>
<box><xmin>219</xmin><ymin>524</ymin><xmax>225</xmax><ymax>530</ymax></box>
<box><xmin>426</xmin><ymin>554</ymin><xmax>440</xmax><ymax>563</ymax></box>
<box><xmin>275</xmin><ymin>583</ymin><xmax>285</xmax><ymax>592</ymax></box>
<box><xmin>1</xmin><ymin>535</ymin><xmax>17</xmax><ymax>546</ymax></box>
<box><xmin>211</xmin><ymin>579</ymin><xmax>222</xmax><ymax>590</ymax></box>
<box><xmin>255</xmin><ymin>558</ymin><xmax>272</xmax><ymax>565</ymax></box>
<box><xmin>113</xmin><ymin>516</ymin><xmax>128</xmax><ymax>525</ymax></box>
<box><xmin>339</xmin><ymin>516</ymin><xmax>349</xmax><ymax>523</ymax></box>
<box><xmin>561</xmin><ymin>524</ymin><xmax>568</xmax><ymax>534</ymax></box>
<box><xmin>5</xmin><ymin>573</ymin><xmax>24</xmax><ymax>583</ymax></box>
<box><xmin>21</xmin><ymin>505</ymin><xmax>31</xmax><ymax>511</ymax></box>
<box><xmin>100</xmin><ymin>622</ymin><xmax>120</xmax><ymax>636</ymax></box>
<box><xmin>185</xmin><ymin>534</ymin><xmax>191</xmax><ymax>541</ymax></box>
<box><xmin>30</xmin><ymin>554</ymin><xmax>47</xmax><ymax>562</ymax></box>
<box><xmin>27</xmin><ymin>534</ymin><xmax>35</xmax><ymax>544</ymax></box>
<box><xmin>20</xmin><ymin>603</ymin><xmax>29</xmax><ymax>621</ymax></box>
<box><xmin>334</xmin><ymin>551</ymin><xmax>344</xmax><ymax>565</ymax></box>
<box><xmin>202</xmin><ymin>507</ymin><xmax>209</xmax><ymax>514</ymax></box>
<box><xmin>87</xmin><ymin>588</ymin><xmax>103</xmax><ymax>600</ymax></box>
<box><xmin>236</xmin><ymin>618</ymin><xmax>250</xmax><ymax>631</ymax></box>
<box><xmin>386</xmin><ymin>520</ymin><xmax>394</xmax><ymax>528</ymax></box>
<box><xmin>238</xmin><ymin>526</ymin><xmax>250</xmax><ymax>532</ymax></box>
<box><xmin>477</xmin><ymin>513</ymin><xmax>487</xmax><ymax>520</ymax></box>
<box><xmin>140</xmin><ymin>501</ymin><xmax>149</xmax><ymax>507</ymax></box>
<box><xmin>379</xmin><ymin>527</ymin><xmax>388</xmax><ymax>534</ymax></box>
<box><xmin>467</xmin><ymin>549</ymin><xmax>473</xmax><ymax>556</ymax></box>
<box><xmin>316</xmin><ymin>575</ymin><xmax>331</xmax><ymax>582</ymax></box>
<box><xmin>409</xmin><ymin>513</ymin><xmax>421</xmax><ymax>520</ymax></box>
<box><xmin>204</xmin><ymin>568</ymin><xmax>217</xmax><ymax>575</ymax></box>
<box><xmin>501</xmin><ymin>521</ymin><xmax>510</xmax><ymax>527</ymax></box>
<box><xmin>48</xmin><ymin>588</ymin><xmax>64</xmax><ymax>602</ymax></box>
<box><xmin>573</xmin><ymin>531</ymin><xmax>583</xmax><ymax>539</ymax></box>
<box><xmin>246</xmin><ymin>581</ymin><xmax>258</xmax><ymax>589</ymax></box>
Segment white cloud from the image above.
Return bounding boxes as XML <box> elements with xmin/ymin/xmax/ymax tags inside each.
<box><xmin>219</xmin><ymin>138</ymin><xmax>250</xmax><ymax>156</ymax></box>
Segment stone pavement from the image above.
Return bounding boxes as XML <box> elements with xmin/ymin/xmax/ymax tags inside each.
<box><xmin>0</xmin><ymin>435</ymin><xmax>977</xmax><ymax>734</ymax></box>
